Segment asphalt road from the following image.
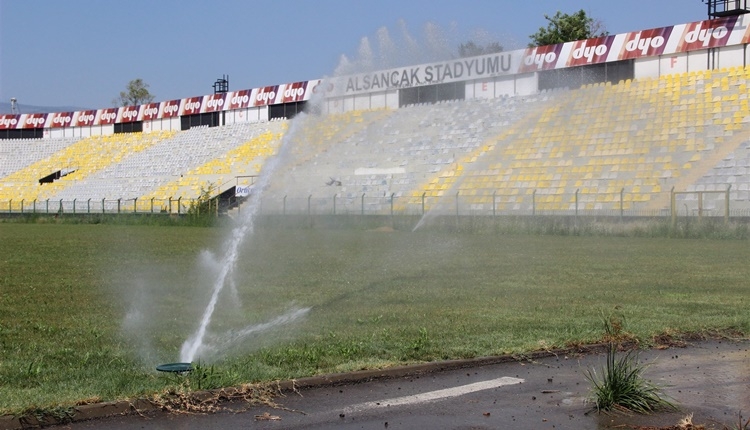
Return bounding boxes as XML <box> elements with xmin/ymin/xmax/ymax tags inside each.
<box><xmin>41</xmin><ymin>339</ymin><xmax>750</xmax><ymax>429</ymax></box>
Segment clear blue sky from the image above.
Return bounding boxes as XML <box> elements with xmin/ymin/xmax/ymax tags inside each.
<box><xmin>0</xmin><ymin>0</ymin><xmax>707</xmax><ymax>110</ymax></box>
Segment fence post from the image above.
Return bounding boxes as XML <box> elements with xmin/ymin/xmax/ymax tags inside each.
<box><xmin>532</xmin><ymin>189</ymin><xmax>536</xmax><ymax>216</ymax></box>
<box><xmin>168</xmin><ymin>197</ymin><xmax>172</xmax><ymax>214</ymax></box>
<box><xmin>133</xmin><ymin>197</ymin><xmax>138</xmax><ymax>214</ymax></box>
<box><xmin>102</xmin><ymin>198</ymin><xmax>105</xmax><ymax>214</ymax></box>
<box><xmin>390</xmin><ymin>193</ymin><xmax>395</xmax><ymax>217</ymax></box>
<box><xmin>725</xmin><ymin>184</ymin><xmax>731</xmax><ymax>223</ymax></box>
<box><xmin>361</xmin><ymin>193</ymin><xmax>365</xmax><ymax>216</ymax></box>
<box><xmin>177</xmin><ymin>197</ymin><xmax>182</xmax><ymax>215</ymax></box>
<box><xmin>421</xmin><ymin>192</ymin><xmax>426</xmax><ymax>216</ymax></box>
<box><xmin>333</xmin><ymin>193</ymin><xmax>337</xmax><ymax>215</ymax></box>
<box><xmin>456</xmin><ymin>190</ymin><xmax>461</xmax><ymax>218</ymax></box>
<box><xmin>117</xmin><ymin>198</ymin><xmax>121</xmax><ymax>214</ymax></box>
<box><xmin>574</xmin><ymin>189</ymin><xmax>579</xmax><ymax>221</ymax></box>
<box><xmin>151</xmin><ymin>197</ymin><xmax>154</xmax><ymax>214</ymax></box>
<box><xmin>59</xmin><ymin>200</ymin><xmax>63</xmax><ymax>216</ymax></box>
<box><xmin>307</xmin><ymin>194</ymin><xmax>312</xmax><ymax>217</ymax></box>
<box><xmin>8</xmin><ymin>199</ymin><xmax>11</xmax><ymax>213</ymax></box>
<box><xmin>670</xmin><ymin>187</ymin><xmax>676</xmax><ymax>228</ymax></box>
<box><xmin>620</xmin><ymin>188</ymin><xmax>624</xmax><ymax>222</ymax></box>
<box><xmin>33</xmin><ymin>199</ymin><xmax>36</xmax><ymax>214</ymax></box>
<box><xmin>87</xmin><ymin>198</ymin><xmax>91</xmax><ymax>214</ymax></box>
<box><xmin>697</xmin><ymin>192</ymin><xmax>703</xmax><ymax>220</ymax></box>
<box><xmin>493</xmin><ymin>191</ymin><xmax>496</xmax><ymax>217</ymax></box>
<box><xmin>73</xmin><ymin>198</ymin><xmax>77</xmax><ymax>215</ymax></box>
<box><xmin>20</xmin><ymin>199</ymin><xmax>24</xmax><ymax>214</ymax></box>
<box><xmin>47</xmin><ymin>199</ymin><xmax>50</xmax><ymax>214</ymax></box>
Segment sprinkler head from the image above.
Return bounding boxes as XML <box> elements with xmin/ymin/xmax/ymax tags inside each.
<box><xmin>156</xmin><ymin>362</ymin><xmax>193</xmax><ymax>373</ymax></box>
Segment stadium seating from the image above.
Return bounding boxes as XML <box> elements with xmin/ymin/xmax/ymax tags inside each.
<box><xmin>4</xmin><ymin>66</ymin><xmax>750</xmax><ymax>216</ymax></box>
<box><xmin>0</xmin><ymin>132</ymin><xmax>173</xmax><ymax>211</ymax></box>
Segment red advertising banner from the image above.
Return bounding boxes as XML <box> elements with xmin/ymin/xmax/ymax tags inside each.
<box><xmin>49</xmin><ymin>112</ymin><xmax>74</xmax><ymax>128</ymax></box>
<box><xmin>566</xmin><ymin>35</ymin><xmax>617</xmax><ymax>67</ymax></box>
<box><xmin>619</xmin><ymin>26</ymin><xmax>674</xmax><ymax>60</ymax></box>
<box><xmin>161</xmin><ymin>100</ymin><xmax>181</xmax><ymax>118</ymax></box>
<box><xmin>203</xmin><ymin>93</ymin><xmax>226</xmax><ymax>113</ymax></box>
<box><xmin>180</xmin><ymin>96</ymin><xmax>202</xmax><ymax>116</ymax></box>
<box><xmin>141</xmin><ymin>103</ymin><xmax>160</xmax><ymax>121</ymax></box>
<box><xmin>74</xmin><ymin>110</ymin><xmax>97</xmax><ymax>127</ymax></box>
<box><xmin>0</xmin><ymin>114</ymin><xmax>20</xmax><ymax>130</ymax></box>
<box><xmin>252</xmin><ymin>85</ymin><xmax>279</xmax><ymax>107</ymax></box>
<box><xmin>118</xmin><ymin>106</ymin><xmax>140</xmax><ymax>123</ymax></box>
<box><xmin>677</xmin><ymin>17</ymin><xmax>737</xmax><ymax>52</ymax></box>
<box><xmin>281</xmin><ymin>81</ymin><xmax>308</xmax><ymax>103</ymax></box>
<box><xmin>97</xmin><ymin>108</ymin><xmax>118</xmax><ymax>125</ymax></box>
<box><xmin>519</xmin><ymin>44</ymin><xmax>564</xmax><ymax>73</ymax></box>
<box><xmin>19</xmin><ymin>113</ymin><xmax>48</xmax><ymax>129</ymax></box>
<box><xmin>226</xmin><ymin>90</ymin><xmax>252</xmax><ymax>110</ymax></box>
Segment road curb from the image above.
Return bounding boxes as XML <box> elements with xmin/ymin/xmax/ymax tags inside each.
<box><xmin>0</xmin><ymin>343</ymin><xmax>611</xmax><ymax>430</ymax></box>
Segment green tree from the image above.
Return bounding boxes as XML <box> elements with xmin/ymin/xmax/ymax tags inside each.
<box><xmin>113</xmin><ymin>78</ymin><xmax>155</xmax><ymax>107</ymax></box>
<box><xmin>528</xmin><ymin>9</ymin><xmax>608</xmax><ymax>47</ymax></box>
<box><xmin>458</xmin><ymin>41</ymin><xmax>504</xmax><ymax>57</ymax></box>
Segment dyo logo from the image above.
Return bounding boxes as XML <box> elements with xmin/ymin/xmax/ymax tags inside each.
<box><xmin>685</xmin><ymin>23</ymin><xmax>728</xmax><ymax>47</ymax></box>
<box><xmin>100</xmin><ymin>112</ymin><xmax>117</xmax><ymax>122</ymax></box>
<box><xmin>230</xmin><ymin>94</ymin><xmax>249</xmax><ymax>106</ymax></box>
<box><xmin>26</xmin><ymin>116</ymin><xmax>45</xmax><ymax>127</ymax></box>
<box><xmin>184</xmin><ymin>100</ymin><xmax>201</xmax><ymax>112</ymax></box>
<box><xmin>78</xmin><ymin>113</ymin><xmax>95</xmax><ymax>124</ymax></box>
<box><xmin>572</xmin><ymin>41</ymin><xmax>608</xmax><ymax>63</ymax></box>
<box><xmin>53</xmin><ymin>115</ymin><xmax>71</xmax><ymax>125</ymax></box>
<box><xmin>256</xmin><ymin>90</ymin><xmax>276</xmax><ymax>104</ymax></box>
<box><xmin>0</xmin><ymin>117</ymin><xmax>18</xmax><ymax>127</ymax></box>
<box><xmin>122</xmin><ymin>110</ymin><xmax>139</xmax><ymax>120</ymax></box>
<box><xmin>625</xmin><ymin>34</ymin><xmax>665</xmax><ymax>55</ymax></box>
<box><xmin>284</xmin><ymin>87</ymin><xmax>305</xmax><ymax>99</ymax></box>
<box><xmin>164</xmin><ymin>104</ymin><xmax>179</xmax><ymax>115</ymax></box>
<box><xmin>206</xmin><ymin>98</ymin><xmax>224</xmax><ymax>109</ymax></box>
<box><xmin>143</xmin><ymin>106</ymin><xmax>159</xmax><ymax>117</ymax></box>
<box><xmin>524</xmin><ymin>49</ymin><xmax>557</xmax><ymax>70</ymax></box>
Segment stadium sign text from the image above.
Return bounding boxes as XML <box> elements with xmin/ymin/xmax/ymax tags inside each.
<box><xmin>344</xmin><ymin>54</ymin><xmax>512</xmax><ymax>94</ymax></box>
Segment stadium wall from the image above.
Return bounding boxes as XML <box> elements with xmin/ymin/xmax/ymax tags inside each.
<box><xmin>3</xmin><ymin>15</ymin><xmax>750</xmax><ymax>139</ymax></box>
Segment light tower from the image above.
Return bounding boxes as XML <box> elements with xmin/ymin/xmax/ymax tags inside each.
<box><xmin>704</xmin><ymin>0</ymin><xmax>750</xmax><ymax>18</ymax></box>
<box><xmin>213</xmin><ymin>75</ymin><xmax>229</xmax><ymax>94</ymax></box>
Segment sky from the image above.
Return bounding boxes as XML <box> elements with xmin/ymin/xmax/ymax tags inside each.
<box><xmin>0</xmin><ymin>0</ymin><xmax>708</xmax><ymax>110</ymax></box>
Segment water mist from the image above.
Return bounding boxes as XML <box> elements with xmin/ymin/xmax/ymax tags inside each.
<box><xmin>179</xmin><ymin>118</ymin><xmax>311</xmax><ymax>363</ymax></box>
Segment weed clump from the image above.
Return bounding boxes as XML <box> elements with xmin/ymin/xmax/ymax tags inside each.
<box><xmin>586</xmin><ymin>312</ymin><xmax>676</xmax><ymax>414</ymax></box>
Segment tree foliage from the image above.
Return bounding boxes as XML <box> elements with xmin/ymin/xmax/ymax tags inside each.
<box><xmin>528</xmin><ymin>9</ymin><xmax>608</xmax><ymax>47</ymax></box>
<box><xmin>113</xmin><ymin>78</ymin><xmax>155</xmax><ymax>107</ymax></box>
<box><xmin>458</xmin><ymin>41</ymin><xmax>504</xmax><ymax>58</ymax></box>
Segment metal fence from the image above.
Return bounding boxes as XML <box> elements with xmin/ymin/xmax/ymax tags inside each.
<box><xmin>3</xmin><ymin>187</ymin><xmax>749</xmax><ymax>221</ymax></box>
<box><xmin>0</xmin><ymin>197</ymin><xmax>200</xmax><ymax>215</ymax></box>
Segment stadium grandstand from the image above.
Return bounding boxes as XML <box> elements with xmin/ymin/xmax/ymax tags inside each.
<box><xmin>2</xmin><ymin>2</ymin><xmax>750</xmax><ymax>220</ymax></box>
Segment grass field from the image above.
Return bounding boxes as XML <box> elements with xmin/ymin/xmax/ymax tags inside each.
<box><xmin>0</xmin><ymin>220</ymin><xmax>748</xmax><ymax>415</ymax></box>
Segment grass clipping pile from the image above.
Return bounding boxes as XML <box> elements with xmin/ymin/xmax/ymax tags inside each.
<box><xmin>148</xmin><ymin>380</ymin><xmax>293</xmax><ymax>416</ymax></box>
<box><xmin>627</xmin><ymin>412</ymin><xmax>750</xmax><ymax>430</ymax></box>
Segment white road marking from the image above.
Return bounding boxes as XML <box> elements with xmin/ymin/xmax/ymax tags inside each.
<box><xmin>343</xmin><ymin>376</ymin><xmax>524</xmax><ymax>413</ymax></box>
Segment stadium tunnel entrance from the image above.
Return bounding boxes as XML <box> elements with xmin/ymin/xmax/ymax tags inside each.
<box><xmin>0</xmin><ymin>128</ymin><xmax>43</xmax><ymax>139</ymax></box>
<box><xmin>269</xmin><ymin>101</ymin><xmax>307</xmax><ymax>120</ymax></box>
<box><xmin>539</xmin><ymin>59</ymin><xmax>634</xmax><ymax>91</ymax></box>
<box><xmin>181</xmin><ymin>112</ymin><xmax>220</xmax><ymax>130</ymax></box>
<box><xmin>115</xmin><ymin>121</ymin><xmax>143</xmax><ymax>133</ymax></box>
<box><xmin>399</xmin><ymin>81</ymin><xmax>466</xmax><ymax>107</ymax></box>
